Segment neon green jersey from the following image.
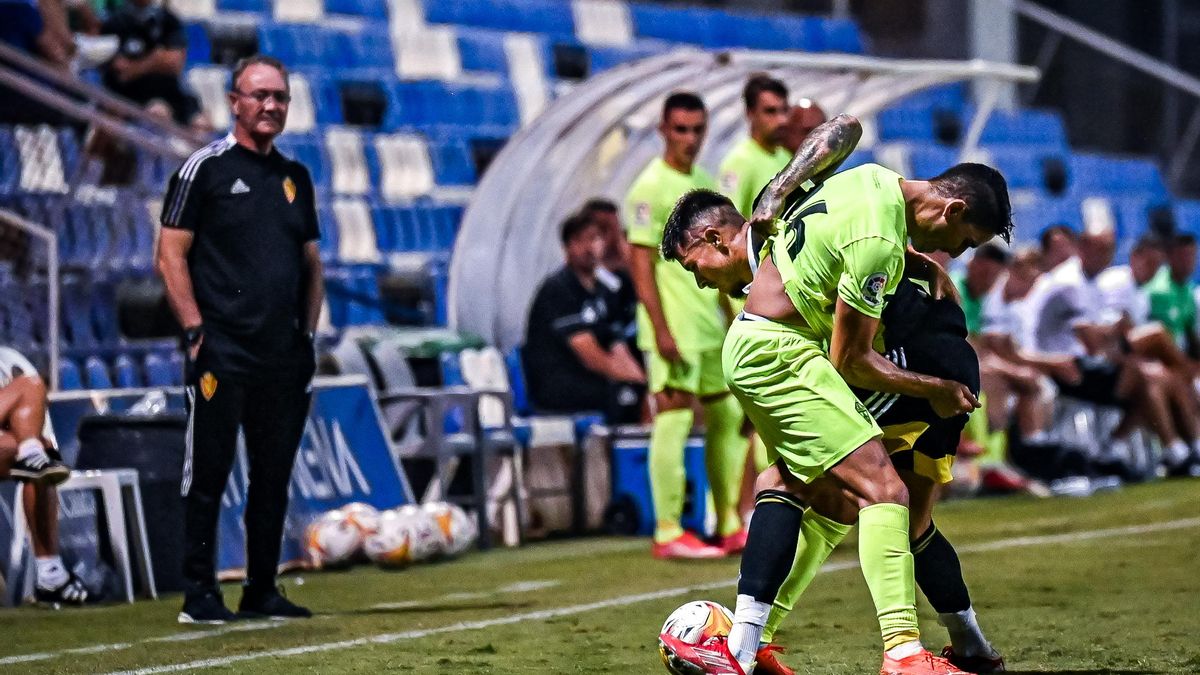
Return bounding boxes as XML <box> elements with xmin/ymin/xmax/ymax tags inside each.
<box><xmin>718</xmin><ymin>137</ymin><xmax>791</xmax><ymax>218</ymax></box>
<box><xmin>768</xmin><ymin>164</ymin><xmax>908</xmax><ymax>345</ymax></box>
<box><xmin>625</xmin><ymin>158</ymin><xmax>726</xmax><ymax>352</ymax></box>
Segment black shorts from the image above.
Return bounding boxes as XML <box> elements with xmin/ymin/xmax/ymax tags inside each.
<box><xmin>1054</xmin><ymin>356</ymin><xmax>1123</xmax><ymax>406</ymax></box>
<box><xmin>849</xmin><ymin>280</ymin><xmax>980</xmax><ymax>461</ymax></box>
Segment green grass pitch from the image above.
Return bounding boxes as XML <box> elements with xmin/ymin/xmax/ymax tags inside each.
<box><xmin>2</xmin><ymin>479</ymin><xmax>1198</xmax><ymax>674</ymax></box>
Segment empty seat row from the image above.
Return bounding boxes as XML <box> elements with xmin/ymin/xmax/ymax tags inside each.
<box><xmin>316</xmin><ymin>199</ymin><xmax>463</xmax><ymax>263</ymax></box>
<box><xmin>57</xmin><ymin>351</ymin><xmax>184</xmax><ymax>391</ymax></box>
<box><xmin>875</xmin><ymin>104</ymin><xmax>1069</xmax><ymax>147</ymax></box>
<box><xmin>0</xmin><ymin>191</ymin><xmax>157</xmax><ymax>274</ymax></box>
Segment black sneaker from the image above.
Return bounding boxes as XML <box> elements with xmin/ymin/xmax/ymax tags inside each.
<box><xmin>179</xmin><ymin>590</ymin><xmax>237</xmax><ymax>624</ymax></box>
<box><xmin>10</xmin><ymin>452</ymin><xmax>70</xmax><ymax>485</ymax></box>
<box><xmin>34</xmin><ymin>573</ymin><xmax>89</xmax><ymax>606</ymax></box>
<box><xmin>238</xmin><ymin>585</ymin><xmax>311</xmax><ymax>619</ymax></box>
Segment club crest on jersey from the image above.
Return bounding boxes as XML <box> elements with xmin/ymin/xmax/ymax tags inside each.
<box><xmin>199</xmin><ymin>372</ymin><xmax>218</xmax><ymax>401</ymax></box>
<box><xmin>282</xmin><ymin>176</ymin><xmax>297</xmax><ymax>203</ymax></box>
<box><xmin>635</xmin><ymin>202</ymin><xmax>651</xmax><ymax>226</ymax></box>
<box><xmin>861</xmin><ymin>272</ymin><xmax>887</xmax><ymax>308</ymax></box>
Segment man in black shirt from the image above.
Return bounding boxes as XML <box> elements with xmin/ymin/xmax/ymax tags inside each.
<box><xmin>100</xmin><ymin>0</ymin><xmax>207</xmax><ymax>129</ymax></box>
<box><xmin>523</xmin><ymin>214</ymin><xmax>645</xmax><ymax>423</ymax></box>
<box><xmin>156</xmin><ymin>55</ymin><xmax>323</xmax><ymax>624</ymax></box>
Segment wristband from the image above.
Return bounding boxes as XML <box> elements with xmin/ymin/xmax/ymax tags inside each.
<box><xmin>182</xmin><ymin>325</ymin><xmax>204</xmax><ymax>348</ymax></box>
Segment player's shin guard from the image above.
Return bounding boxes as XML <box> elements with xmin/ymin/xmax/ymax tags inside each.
<box><xmin>729</xmin><ymin>491</ymin><xmax>805</xmax><ymax>671</ymax></box>
<box><xmin>761</xmin><ymin>509</ymin><xmax>853</xmax><ymax>644</ymax></box>
<box><xmin>858</xmin><ymin>503</ymin><xmax>920</xmax><ymax>651</ymax></box>
<box><xmin>649</xmin><ymin>407</ymin><xmax>694</xmax><ymax>544</ymax></box>
<box><xmin>702</xmin><ymin>394</ymin><xmax>751</xmax><ymax>537</ymax></box>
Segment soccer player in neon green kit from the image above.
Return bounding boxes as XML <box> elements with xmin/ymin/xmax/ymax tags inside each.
<box><xmin>719</xmin><ymin>74</ymin><xmax>792</xmax><ymax>219</ymax></box>
<box><xmin>657</xmin><ymin>152</ymin><xmax>1012</xmax><ymax>674</ymax></box>
<box><xmin>625</xmin><ymin>92</ymin><xmax>750</xmax><ymax>559</ymax></box>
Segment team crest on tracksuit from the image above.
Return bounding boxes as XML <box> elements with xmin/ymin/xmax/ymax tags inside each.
<box><xmin>283</xmin><ymin>176</ymin><xmax>297</xmax><ymax>203</ymax></box>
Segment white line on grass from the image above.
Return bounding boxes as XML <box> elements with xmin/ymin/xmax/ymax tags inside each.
<box><xmin>0</xmin><ymin>622</ymin><xmax>281</xmax><ymax>666</ymax></box>
<box><xmin>105</xmin><ymin>516</ymin><xmax>1200</xmax><ymax>675</ymax></box>
<box><xmin>371</xmin><ymin>579</ymin><xmax>561</xmax><ymax>610</ymax></box>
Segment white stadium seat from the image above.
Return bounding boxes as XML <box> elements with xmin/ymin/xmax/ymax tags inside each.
<box><xmin>169</xmin><ymin>0</ymin><xmax>216</xmax><ymax>20</ymax></box>
<box><xmin>504</xmin><ymin>34</ymin><xmax>549</xmax><ymax>126</ymax></box>
<box><xmin>187</xmin><ymin>66</ymin><xmax>231</xmax><ymax>131</ymax></box>
<box><xmin>394</xmin><ymin>27</ymin><xmax>462</xmax><ymax>81</ymax></box>
<box><xmin>374</xmin><ymin>133</ymin><xmax>435</xmax><ymax>202</ymax></box>
<box><xmin>273</xmin><ymin>0</ymin><xmax>324</xmax><ymax>23</ymax></box>
<box><xmin>16</xmin><ymin>125</ymin><xmax>67</xmax><ymax>193</ymax></box>
<box><xmin>572</xmin><ymin>0</ymin><xmax>633</xmax><ymax>47</ymax></box>
<box><xmin>283</xmin><ymin>73</ymin><xmax>316</xmax><ymax>134</ymax></box>
<box><xmin>387</xmin><ymin>0</ymin><xmax>428</xmax><ymax>37</ymax></box>
<box><xmin>325</xmin><ymin>127</ymin><xmax>371</xmax><ymax>196</ymax></box>
<box><xmin>332</xmin><ymin>197</ymin><xmax>381</xmax><ymax>263</ymax></box>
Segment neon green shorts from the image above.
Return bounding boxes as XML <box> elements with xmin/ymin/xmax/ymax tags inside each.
<box><xmin>722</xmin><ymin>318</ymin><xmax>882</xmax><ymax>483</ymax></box>
<box><xmin>645</xmin><ymin>347</ymin><xmax>728</xmax><ymax>396</ymax></box>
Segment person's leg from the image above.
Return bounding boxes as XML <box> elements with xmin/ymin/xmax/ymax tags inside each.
<box><xmin>700</xmin><ymin>391</ymin><xmax>750</xmax><ymax>540</ymax></box>
<box><xmin>241</xmin><ymin>375</ymin><xmax>311</xmax><ymax>595</ymax></box>
<box><xmin>649</xmin><ymin>387</ymin><xmax>696</xmax><ymax>545</ymax></box>
<box><xmin>0</xmin><ymin>376</ymin><xmax>55</xmax><ymax>468</ymax></box>
<box><xmin>1123</xmin><ymin>359</ymin><xmax>1189</xmax><ymax>466</ymax></box>
<box><xmin>903</xmin><ymin>470</ymin><xmax>999</xmax><ymax>663</ymax></box>
<box><xmin>181</xmin><ymin>372</ymin><xmax>245</xmax><ymax>600</ymax></box>
<box><xmin>0</xmin><ymin>429</ymin><xmax>16</xmax><ymax>476</ymax></box>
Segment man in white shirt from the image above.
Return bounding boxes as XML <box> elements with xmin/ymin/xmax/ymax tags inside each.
<box><xmin>1096</xmin><ymin>234</ymin><xmax>1161</xmax><ymax>328</ymax></box>
<box><xmin>0</xmin><ymin>346</ymin><xmax>89</xmax><ymax>605</ymax></box>
<box><xmin>1024</xmin><ymin>227</ymin><xmax>1200</xmax><ymax>470</ymax></box>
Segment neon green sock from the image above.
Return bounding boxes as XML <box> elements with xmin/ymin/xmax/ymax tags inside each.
<box><xmin>761</xmin><ymin>509</ymin><xmax>853</xmax><ymax>643</ymax></box>
<box><xmin>702</xmin><ymin>394</ymin><xmax>750</xmax><ymax>537</ymax></box>
<box><xmin>858</xmin><ymin>503</ymin><xmax>920</xmax><ymax>650</ymax></box>
<box><xmin>649</xmin><ymin>407</ymin><xmax>694</xmax><ymax>544</ymax></box>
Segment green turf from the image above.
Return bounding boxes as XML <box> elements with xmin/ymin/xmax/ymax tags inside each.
<box><xmin>2</xmin><ymin>480</ymin><xmax>1198</xmax><ymax>674</ymax></box>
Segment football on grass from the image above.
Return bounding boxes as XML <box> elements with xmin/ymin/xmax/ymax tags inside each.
<box><xmin>660</xmin><ymin>600</ymin><xmax>735</xmax><ymax>645</ymax></box>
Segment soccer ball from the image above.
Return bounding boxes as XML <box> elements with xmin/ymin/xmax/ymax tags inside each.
<box><xmin>304</xmin><ymin>509</ymin><xmax>362</xmax><ymax>569</ymax></box>
<box><xmin>341</xmin><ymin>502</ymin><xmax>381</xmax><ymax>536</ymax></box>
<box><xmin>396</xmin><ymin>504</ymin><xmax>444</xmax><ymax>562</ymax></box>
<box><xmin>421</xmin><ymin>501</ymin><xmax>477</xmax><ymax>557</ymax></box>
<box><xmin>363</xmin><ymin>509</ymin><xmax>412</xmax><ymax>568</ymax></box>
<box><xmin>660</xmin><ymin>601</ymin><xmax>734</xmax><ymax>645</ymax></box>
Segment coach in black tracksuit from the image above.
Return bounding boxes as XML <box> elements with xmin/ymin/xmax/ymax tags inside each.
<box><xmin>156</xmin><ymin>55</ymin><xmax>323</xmax><ymax>624</ymax></box>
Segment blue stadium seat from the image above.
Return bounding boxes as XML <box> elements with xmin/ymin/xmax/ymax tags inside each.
<box><xmin>216</xmin><ymin>0</ymin><xmax>267</xmax><ymax>12</ymax></box>
<box><xmin>58</xmin><ymin>358</ymin><xmax>83</xmax><ymax>391</ymax></box>
<box><xmin>317</xmin><ymin>206</ymin><xmax>339</xmax><ymax>261</ymax></box>
<box><xmin>91</xmin><ymin>282</ymin><xmax>120</xmax><ymax>346</ymax></box>
<box><xmin>340</xmin><ymin>25</ymin><xmax>393</xmax><ymax>71</ymax></box>
<box><xmin>629</xmin><ymin>4</ymin><xmax>723</xmax><ymax>46</ymax></box>
<box><xmin>715</xmin><ymin>13</ymin><xmax>813</xmax><ymax>51</ymax></box>
<box><xmin>1011</xmin><ymin>195</ymin><xmax>1083</xmax><ymax>241</ymax></box>
<box><xmin>907</xmin><ymin>146</ymin><xmax>958</xmax><ymax>180</ymax></box>
<box><xmin>84</xmin><ymin>355</ymin><xmax>113</xmax><ymax>390</ymax></box>
<box><xmin>985</xmin><ymin>145</ymin><xmax>1067</xmax><ymax>192</ymax></box>
<box><xmin>143</xmin><ymin>352</ymin><xmax>175</xmax><ymax>387</ymax></box>
<box><xmin>1068</xmin><ymin>153</ymin><xmax>1168</xmax><ymax>198</ymax></box>
<box><xmin>588</xmin><ymin>41</ymin><xmax>669</xmax><ymax>74</ymax></box>
<box><xmin>425</xmin><ymin>0</ymin><xmax>575</xmax><ymax>37</ymax></box>
<box><xmin>326</xmin><ymin>0</ymin><xmax>388</xmax><ymax>18</ymax></box>
<box><xmin>0</xmin><ymin>127</ymin><xmax>18</xmax><ymax>195</ymax></box>
<box><xmin>814</xmin><ymin>17</ymin><xmax>865</xmax><ymax>53</ymax></box>
<box><xmin>1174</xmin><ymin>200</ymin><xmax>1200</xmax><ymax>237</ymax></box>
<box><xmin>457</xmin><ymin>28</ymin><xmax>509</xmax><ymax>74</ymax></box>
<box><xmin>276</xmin><ymin>134</ymin><xmax>331</xmax><ymax>189</ymax></box>
<box><xmin>60</xmin><ymin>278</ymin><xmax>97</xmax><ymax>349</ymax></box>
<box><xmin>113</xmin><ymin>354</ymin><xmax>140</xmax><ymax>388</ymax></box>
<box><xmin>974</xmin><ymin>108</ymin><xmax>1068</xmax><ymax>147</ymax></box>
<box><xmin>427</xmin><ymin>136</ymin><xmax>477</xmax><ymax>185</ymax></box>
<box><xmin>184</xmin><ymin>23</ymin><xmax>212</xmax><ymax>66</ymax></box>
<box><xmin>875</xmin><ymin>108</ymin><xmax>937</xmax><ymax>143</ymax></box>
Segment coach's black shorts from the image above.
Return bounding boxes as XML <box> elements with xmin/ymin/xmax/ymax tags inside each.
<box><xmin>849</xmin><ymin>279</ymin><xmax>980</xmax><ymax>463</ymax></box>
<box><xmin>1053</xmin><ymin>355</ymin><xmax>1123</xmax><ymax>406</ymax></box>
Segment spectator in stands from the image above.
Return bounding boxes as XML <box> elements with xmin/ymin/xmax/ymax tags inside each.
<box><xmin>0</xmin><ymin>346</ymin><xmax>89</xmax><ymax>605</ymax></box>
<box><xmin>1024</xmin><ymin>225</ymin><xmax>1200</xmax><ymax>475</ymax></box>
<box><xmin>523</xmin><ymin>214</ymin><xmax>645</xmax><ymax>424</ymax></box>
<box><xmin>719</xmin><ymin>73</ymin><xmax>791</xmax><ymax>218</ymax></box>
<box><xmin>955</xmin><ymin>241</ymin><xmax>1008</xmax><ymax>337</ymax></box>
<box><xmin>1039</xmin><ymin>223</ymin><xmax>1077</xmax><ymax>272</ymax></box>
<box><xmin>1097</xmin><ymin>234</ymin><xmax>1163</xmax><ymax>329</ymax></box>
<box><xmin>99</xmin><ymin>0</ymin><xmax>207</xmax><ymax>130</ymax></box>
<box><xmin>1146</xmin><ymin>232</ymin><xmax>1200</xmax><ymax>354</ymax></box>
<box><xmin>777</xmin><ymin>98</ymin><xmax>826</xmax><ymax>155</ymax></box>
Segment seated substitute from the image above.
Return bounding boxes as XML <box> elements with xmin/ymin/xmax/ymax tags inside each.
<box><xmin>0</xmin><ymin>346</ymin><xmax>89</xmax><ymax>605</ymax></box>
<box><xmin>523</xmin><ymin>213</ymin><xmax>646</xmax><ymax>424</ymax></box>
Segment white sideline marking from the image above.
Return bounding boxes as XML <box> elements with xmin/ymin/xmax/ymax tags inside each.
<box><xmin>0</xmin><ymin>622</ymin><xmax>280</xmax><ymax>666</ymax></box>
<box><xmin>105</xmin><ymin>516</ymin><xmax>1200</xmax><ymax>675</ymax></box>
<box><xmin>371</xmin><ymin>579</ymin><xmax>561</xmax><ymax>610</ymax></box>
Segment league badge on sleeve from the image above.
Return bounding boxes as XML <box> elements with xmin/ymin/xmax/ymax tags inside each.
<box><xmin>862</xmin><ymin>272</ymin><xmax>888</xmax><ymax>308</ymax></box>
<box><xmin>283</xmin><ymin>176</ymin><xmax>297</xmax><ymax>203</ymax></box>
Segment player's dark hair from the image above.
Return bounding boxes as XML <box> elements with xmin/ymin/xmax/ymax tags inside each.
<box><xmin>1039</xmin><ymin>223</ymin><xmax>1077</xmax><ymax>251</ymax></box>
<box><xmin>232</xmin><ymin>55</ymin><xmax>289</xmax><ymax>91</ymax></box>
<box><xmin>661</xmin><ymin>189</ymin><xmax>738</xmax><ymax>260</ymax></box>
<box><xmin>972</xmin><ymin>241</ymin><xmax>1010</xmax><ymax>265</ymax></box>
<box><xmin>560</xmin><ymin>212</ymin><xmax>597</xmax><ymax>245</ymax></box>
<box><xmin>580</xmin><ymin>198</ymin><xmax>618</xmax><ymax>220</ymax></box>
<box><xmin>1132</xmin><ymin>233</ymin><xmax>1165</xmax><ymax>253</ymax></box>
<box><xmin>743</xmin><ymin>73</ymin><xmax>788</xmax><ymax>111</ymax></box>
<box><xmin>662</xmin><ymin>91</ymin><xmax>706</xmax><ymax>121</ymax></box>
<box><xmin>928</xmin><ymin>163</ymin><xmax>1013</xmax><ymax>243</ymax></box>
<box><xmin>1174</xmin><ymin>232</ymin><xmax>1197</xmax><ymax>247</ymax></box>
